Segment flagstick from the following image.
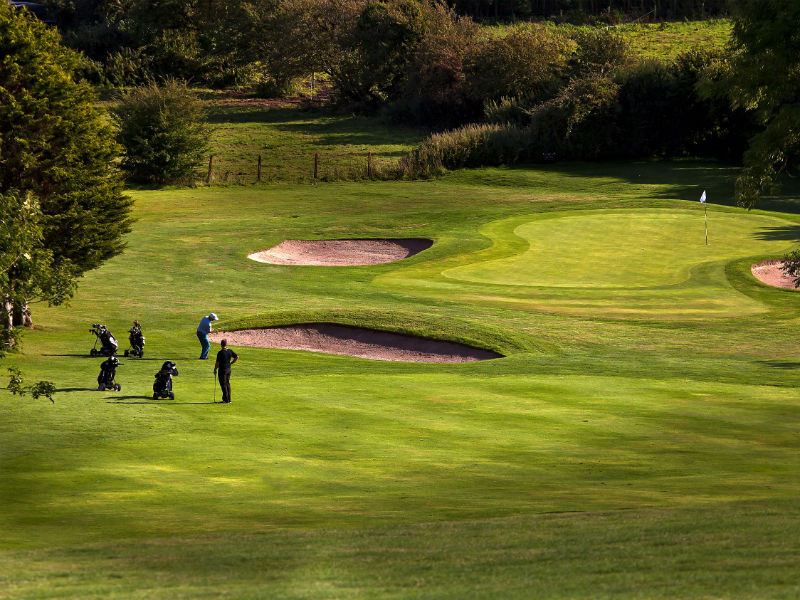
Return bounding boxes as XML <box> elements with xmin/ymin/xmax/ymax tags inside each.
<box><xmin>704</xmin><ymin>203</ymin><xmax>708</xmax><ymax>245</ymax></box>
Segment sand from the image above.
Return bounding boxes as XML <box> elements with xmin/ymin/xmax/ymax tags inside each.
<box><xmin>751</xmin><ymin>260</ymin><xmax>799</xmax><ymax>290</ymax></box>
<box><xmin>247</xmin><ymin>238</ymin><xmax>433</xmax><ymax>266</ymax></box>
<box><xmin>209</xmin><ymin>324</ymin><xmax>502</xmax><ymax>363</ymax></box>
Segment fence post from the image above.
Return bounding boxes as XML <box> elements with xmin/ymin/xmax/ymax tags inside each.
<box><xmin>206</xmin><ymin>155</ymin><xmax>214</xmax><ymax>184</ymax></box>
<box><xmin>367</xmin><ymin>152</ymin><xmax>372</xmax><ymax>179</ymax></box>
<box><xmin>314</xmin><ymin>153</ymin><xmax>318</xmax><ymax>182</ymax></box>
<box><xmin>257</xmin><ymin>154</ymin><xmax>262</xmax><ymax>183</ymax></box>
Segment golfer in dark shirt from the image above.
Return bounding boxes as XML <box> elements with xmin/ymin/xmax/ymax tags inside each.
<box><xmin>213</xmin><ymin>339</ymin><xmax>238</xmax><ymax>403</ymax></box>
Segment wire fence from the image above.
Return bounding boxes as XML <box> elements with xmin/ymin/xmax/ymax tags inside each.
<box><xmin>203</xmin><ymin>151</ymin><xmax>403</xmax><ymax>185</ymax></box>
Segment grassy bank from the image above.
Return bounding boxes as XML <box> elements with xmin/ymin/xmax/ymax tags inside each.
<box><xmin>2</xmin><ymin>158</ymin><xmax>800</xmax><ymax>597</ymax></box>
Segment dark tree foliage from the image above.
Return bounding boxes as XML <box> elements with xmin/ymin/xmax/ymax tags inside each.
<box><xmin>782</xmin><ymin>250</ymin><xmax>800</xmax><ymax>289</ymax></box>
<box><xmin>43</xmin><ymin>0</ymin><xmax>257</xmax><ymax>86</ymax></box>
<box><xmin>726</xmin><ymin>0</ymin><xmax>800</xmax><ymax>208</ymax></box>
<box><xmin>0</xmin><ymin>3</ymin><xmax>132</xmax><ymax>284</ymax></box>
<box><xmin>353</xmin><ymin>0</ymin><xmax>429</xmax><ymax>103</ymax></box>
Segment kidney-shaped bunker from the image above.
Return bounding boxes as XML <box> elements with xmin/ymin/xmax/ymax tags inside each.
<box><xmin>248</xmin><ymin>238</ymin><xmax>433</xmax><ymax>266</ymax></box>
<box><xmin>209</xmin><ymin>324</ymin><xmax>502</xmax><ymax>363</ymax></box>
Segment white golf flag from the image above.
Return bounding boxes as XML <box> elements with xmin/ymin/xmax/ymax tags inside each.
<box><xmin>699</xmin><ymin>190</ymin><xmax>706</xmax><ymax>203</ymax></box>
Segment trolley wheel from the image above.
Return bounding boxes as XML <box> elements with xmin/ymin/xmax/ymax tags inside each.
<box><xmin>153</xmin><ymin>393</ymin><xmax>158</xmax><ymax>400</ymax></box>
<box><xmin>168</xmin><ymin>392</ymin><xmax>175</xmax><ymax>400</ymax></box>
<box><xmin>139</xmin><ymin>350</ymin><xmax>144</xmax><ymax>358</ymax></box>
<box><xmin>124</xmin><ymin>350</ymin><xmax>129</xmax><ymax>357</ymax></box>
<box><xmin>90</xmin><ymin>349</ymin><xmax>97</xmax><ymax>356</ymax></box>
<box><xmin>115</xmin><ymin>384</ymin><xmax>121</xmax><ymax>391</ymax></box>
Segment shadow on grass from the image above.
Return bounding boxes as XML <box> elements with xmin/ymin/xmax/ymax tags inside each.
<box><xmin>755</xmin><ymin>360</ymin><xmax>800</xmax><ymax>370</ymax></box>
<box><xmin>448</xmin><ymin>160</ymin><xmax>800</xmax><ymax>214</ymax></box>
<box><xmin>207</xmin><ymin>106</ymin><xmax>314</xmax><ymax>125</ymax></box>
<box><xmin>751</xmin><ymin>226</ymin><xmax>800</xmax><ymax>242</ymax></box>
<box><xmin>44</xmin><ymin>354</ymin><xmax>177</xmax><ymax>362</ymax></box>
<box><xmin>54</xmin><ymin>387</ymin><xmax>96</xmax><ymax>392</ymax></box>
<box><xmin>275</xmin><ymin>121</ymin><xmax>426</xmax><ymax>148</ymax></box>
<box><xmin>106</xmin><ymin>397</ymin><xmax>217</xmax><ymax>405</ymax></box>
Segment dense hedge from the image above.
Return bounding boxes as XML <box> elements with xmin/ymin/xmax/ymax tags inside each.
<box><xmin>402</xmin><ymin>48</ymin><xmax>754</xmax><ymax>176</ymax></box>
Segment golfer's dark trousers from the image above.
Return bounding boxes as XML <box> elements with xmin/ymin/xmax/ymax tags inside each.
<box><xmin>218</xmin><ymin>369</ymin><xmax>232</xmax><ymax>402</ymax></box>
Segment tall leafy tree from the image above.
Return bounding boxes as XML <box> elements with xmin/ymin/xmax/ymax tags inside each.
<box><xmin>0</xmin><ymin>3</ymin><xmax>132</xmax><ymax>332</ymax></box>
<box><xmin>726</xmin><ymin>0</ymin><xmax>800</xmax><ymax>207</ymax></box>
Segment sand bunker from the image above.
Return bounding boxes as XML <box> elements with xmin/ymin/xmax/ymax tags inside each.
<box><xmin>248</xmin><ymin>238</ymin><xmax>433</xmax><ymax>266</ymax></box>
<box><xmin>209</xmin><ymin>324</ymin><xmax>502</xmax><ymax>363</ymax></box>
<box><xmin>751</xmin><ymin>260</ymin><xmax>799</xmax><ymax>290</ymax></box>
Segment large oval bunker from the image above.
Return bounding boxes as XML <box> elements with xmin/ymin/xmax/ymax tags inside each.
<box><xmin>209</xmin><ymin>324</ymin><xmax>503</xmax><ymax>363</ymax></box>
<box><xmin>247</xmin><ymin>238</ymin><xmax>433</xmax><ymax>266</ymax></box>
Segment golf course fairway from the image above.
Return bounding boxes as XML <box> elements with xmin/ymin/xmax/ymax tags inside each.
<box><xmin>2</xmin><ymin>161</ymin><xmax>800</xmax><ymax>598</ymax></box>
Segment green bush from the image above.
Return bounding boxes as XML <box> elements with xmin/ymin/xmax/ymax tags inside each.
<box><xmin>104</xmin><ymin>47</ymin><xmax>153</xmax><ymax>87</ymax></box>
<box><xmin>253</xmin><ymin>75</ymin><xmax>300</xmax><ymax>99</ymax></box>
<box><xmin>466</xmin><ymin>25</ymin><xmax>571</xmax><ymax>104</ymax></box>
<box><xmin>393</xmin><ymin>2</ymin><xmax>479</xmax><ymax>125</ymax></box>
<box><xmin>113</xmin><ymin>80</ymin><xmax>210</xmax><ymax>185</ymax></box>
<box><xmin>567</xmin><ymin>27</ymin><xmax>631</xmax><ymax>77</ymax></box>
<box><xmin>484</xmin><ymin>96</ymin><xmax>533</xmax><ymax>126</ymax></box>
<box><xmin>400</xmin><ymin>123</ymin><xmax>528</xmax><ymax>177</ymax></box>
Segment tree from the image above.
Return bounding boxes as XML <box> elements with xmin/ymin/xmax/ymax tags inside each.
<box><xmin>0</xmin><ymin>192</ymin><xmax>74</xmax><ymax>342</ymax></box>
<box><xmin>113</xmin><ymin>79</ymin><xmax>211</xmax><ymax>184</ymax></box>
<box><xmin>0</xmin><ymin>3</ymin><xmax>132</xmax><ymax>334</ymax></box>
<box><xmin>726</xmin><ymin>1</ymin><xmax>800</xmax><ymax>208</ymax></box>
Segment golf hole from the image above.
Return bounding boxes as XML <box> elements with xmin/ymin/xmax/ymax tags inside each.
<box><xmin>751</xmin><ymin>260</ymin><xmax>798</xmax><ymax>290</ymax></box>
<box><xmin>247</xmin><ymin>238</ymin><xmax>433</xmax><ymax>266</ymax></box>
<box><xmin>209</xmin><ymin>324</ymin><xmax>503</xmax><ymax>363</ymax></box>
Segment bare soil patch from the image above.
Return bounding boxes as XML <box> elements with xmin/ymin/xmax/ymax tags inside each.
<box><xmin>209</xmin><ymin>324</ymin><xmax>502</xmax><ymax>363</ymax></box>
<box><xmin>248</xmin><ymin>238</ymin><xmax>433</xmax><ymax>266</ymax></box>
<box><xmin>751</xmin><ymin>260</ymin><xmax>798</xmax><ymax>290</ymax></box>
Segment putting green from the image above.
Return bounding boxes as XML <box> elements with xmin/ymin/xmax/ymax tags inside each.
<box><xmin>380</xmin><ymin>208</ymin><xmax>796</xmax><ymax>319</ymax></box>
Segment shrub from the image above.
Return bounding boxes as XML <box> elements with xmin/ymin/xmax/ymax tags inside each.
<box><xmin>400</xmin><ymin>123</ymin><xmax>528</xmax><ymax>177</ymax></box>
<box><xmin>104</xmin><ymin>47</ymin><xmax>154</xmax><ymax>87</ymax></box>
<box><xmin>395</xmin><ymin>2</ymin><xmax>479</xmax><ymax>126</ymax></box>
<box><xmin>527</xmin><ymin>74</ymin><xmax>620</xmax><ymax>159</ymax></box>
<box><xmin>113</xmin><ymin>80</ymin><xmax>210</xmax><ymax>185</ymax></box>
<box><xmin>253</xmin><ymin>75</ymin><xmax>300</xmax><ymax>98</ymax></box>
<box><xmin>352</xmin><ymin>0</ymin><xmax>429</xmax><ymax>103</ymax></box>
<box><xmin>567</xmin><ymin>27</ymin><xmax>630</xmax><ymax>77</ymax></box>
<box><xmin>484</xmin><ymin>96</ymin><xmax>533</xmax><ymax>126</ymax></box>
<box><xmin>466</xmin><ymin>25</ymin><xmax>571</xmax><ymax>104</ymax></box>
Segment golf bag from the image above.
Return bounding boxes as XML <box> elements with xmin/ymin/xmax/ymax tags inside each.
<box><xmin>124</xmin><ymin>324</ymin><xmax>145</xmax><ymax>358</ymax></box>
<box><xmin>97</xmin><ymin>356</ymin><xmax>122</xmax><ymax>391</ymax></box>
<box><xmin>89</xmin><ymin>323</ymin><xmax>118</xmax><ymax>356</ymax></box>
<box><xmin>153</xmin><ymin>361</ymin><xmax>178</xmax><ymax>400</ymax></box>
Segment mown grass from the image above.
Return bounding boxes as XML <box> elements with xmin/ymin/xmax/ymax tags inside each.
<box><xmin>204</xmin><ymin>101</ymin><xmax>427</xmax><ymax>184</ymax></box>
<box><xmin>483</xmin><ymin>19</ymin><xmax>732</xmax><ymax>60</ymax></box>
<box><xmin>612</xmin><ymin>19</ymin><xmax>732</xmax><ymax>59</ymax></box>
<box><xmin>2</xmin><ymin>151</ymin><xmax>800</xmax><ymax>597</ymax></box>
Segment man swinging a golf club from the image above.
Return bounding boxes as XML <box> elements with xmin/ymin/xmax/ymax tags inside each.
<box><xmin>197</xmin><ymin>312</ymin><xmax>218</xmax><ymax>360</ymax></box>
<box><xmin>213</xmin><ymin>339</ymin><xmax>238</xmax><ymax>404</ymax></box>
